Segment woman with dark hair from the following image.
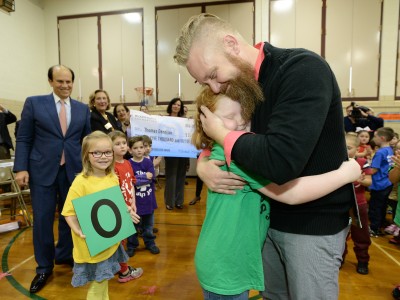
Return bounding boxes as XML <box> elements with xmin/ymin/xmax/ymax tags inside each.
<box><xmin>164</xmin><ymin>98</ymin><xmax>187</xmax><ymax>210</ymax></box>
<box><xmin>113</xmin><ymin>103</ymin><xmax>131</xmax><ymax>136</ymax></box>
<box><xmin>166</xmin><ymin>97</ymin><xmax>185</xmax><ymax>117</ymax></box>
<box><xmin>89</xmin><ymin>89</ymin><xmax>122</xmax><ymax>133</ymax></box>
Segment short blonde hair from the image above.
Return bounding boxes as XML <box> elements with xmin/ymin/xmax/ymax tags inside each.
<box><xmin>108</xmin><ymin>130</ymin><xmax>127</xmax><ymax>143</ymax></box>
<box><xmin>81</xmin><ymin>131</ymin><xmax>115</xmax><ymax>177</ymax></box>
<box><xmin>345</xmin><ymin>132</ymin><xmax>360</xmax><ymax>147</ymax></box>
<box><xmin>88</xmin><ymin>89</ymin><xmax>111</xmax><ymax>110</ymax></box>
<box><xmin>174</xmin><ymin>13</ymin><xmax>240</xmax><ymax>65</ymax></box>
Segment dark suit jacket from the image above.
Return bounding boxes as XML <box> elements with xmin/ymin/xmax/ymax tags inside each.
<box><xmin>0</xmin><ymin>110</ymin><xmax>17</xmax><ymax>150</ymax></box>
<box><xmin>13</xmin><ymin>94</ymin><xmax>91</xmax><ymax>186</ymax></box>
<box><xmin>90</xmin><ymin>108</ymin><xmax>122</xmax><ymax>133</ymax></box>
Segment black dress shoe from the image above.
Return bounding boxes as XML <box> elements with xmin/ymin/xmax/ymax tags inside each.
<box><xmin>175</xmin><ymin>204</ymin><xmax>184</xmax><ymax>209</ymax></box>
<box><xmin>30</xmin><ymin>272</ymin><xmax>52</xmax><ymax>293</ymax></box>
<box><xmin>55</xmin><ymin>258</ymin><xmax>74</xmax><ymax>267</ymax></box>
<box><xmin>189</xmin><ymin>196</ymin><xmax>201</xmax><ymax>205</ymax></box>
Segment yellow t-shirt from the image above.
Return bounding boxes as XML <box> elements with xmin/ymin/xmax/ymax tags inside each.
<box><xmin>62</xmin><ymin>172</ymin><xmax>120</xmax><ymax>263</ymax></box>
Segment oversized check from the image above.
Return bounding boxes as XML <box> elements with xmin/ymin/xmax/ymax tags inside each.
<box><xmin>130</xmin><ymin>110</ymin><xmax>200</xmax><ymax>158</ymax></box>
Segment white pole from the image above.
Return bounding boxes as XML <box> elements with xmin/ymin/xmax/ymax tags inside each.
<box><xmin>78</xmin><ymin>78</ymin><xmax>82</xmax><ymax>100</ymax></box>
<box><xmin>178</xmin><ymin>73</ymin><xmax>181</xmax><ymax>97</ymax></box>
<box><xmin>349</xmin><ymin>67</ymin><xmax>353</xmax><ymax>95</ymax></box>
<box><xmin>122</xmin><ymin>76</ymin><xmax>125</xmax><ymax>97</ymax></box>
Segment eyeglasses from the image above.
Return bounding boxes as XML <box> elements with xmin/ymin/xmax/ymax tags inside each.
<box><xmin>89</xmin><ymin>151</ymin><xmax>113</xmax><ymax>158</ymax></box>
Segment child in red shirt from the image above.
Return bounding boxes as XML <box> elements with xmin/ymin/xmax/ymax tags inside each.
<box><xmin>343</xmin><ymin>133</ymin><xmax>372</xmax><ymax>275</ymax></box>
<box><xmin>109</xmin><ymin>131</ymin><xmax>143</xmax><ymax>282</ymax></box>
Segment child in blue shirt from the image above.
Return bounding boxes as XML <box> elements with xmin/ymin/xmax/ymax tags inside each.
<box><xmin>368</xmin><ymin>127</ymin><xmax>395</xmax><ymax>237</ymax></box>
<box><xmin>127</xmin><ymin>135</ymin><xmax>160</xmax><ymax>255</ymax></box>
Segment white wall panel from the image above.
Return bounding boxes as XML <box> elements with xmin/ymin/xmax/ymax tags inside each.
<box><xmin>59</xmin><ymin>17</ymin><xmax>99</xmax><ymax>102</ymax></box>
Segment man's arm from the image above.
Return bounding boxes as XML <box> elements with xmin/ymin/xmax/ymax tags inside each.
<box><xmin>196</xmin><ymin>151</ymin><xmax>245</xmax><ymax>194</ymax></box>
<box><xmin>202</xmin><ymin>54</ymin><xmax>336</xmax><ymax>185</ymax></box>
<box><xmin>13</xmin><ymin>98</ymin><xmax>35</xmax><ymax>187</ymax></box>
<box><xmin>0</xmin><ymin>105</ymin><xmax>17</xmax><ymax>125</ymax></box>
<box><xmin>15</xmin><ymin>171</ymin><xmax>29</xmax><ymax>187</ymax></box>
<box><xmin>366</xmin><ymin>114</ymin><xmax>384</xmax><ymax>130</ymax></box>
<box><xmin>233</xmin><ymin>56</ymin><xmax>335</xmax><ymax>184</ymax></box>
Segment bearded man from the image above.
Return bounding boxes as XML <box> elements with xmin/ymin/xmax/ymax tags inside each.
<box><xmin>174</xmin><ymin>13</ymin><xmax>354</xmax><ymax>300</ymax></box>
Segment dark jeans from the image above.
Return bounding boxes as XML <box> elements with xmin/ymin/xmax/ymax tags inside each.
<box><xmin>388</xmin><ymin>199</ymin><xmax>398</xmax><ymax>221</ymax></box>
<box><xmin>369</xmin><ymin>185</ymin><xmax>392</xmax><ymax>232</ymax></box>
<box><xmin>127</xmin><ymin>213</ymin><xmax>156</xmax><ymax>249</ymax></box>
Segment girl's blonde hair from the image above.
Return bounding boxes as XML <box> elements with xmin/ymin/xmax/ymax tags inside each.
<box><xmin>81</xmin><ymin>131</ymin><xmax>115</xmax><ymax>177</ymax></box>
<box><xmin>345</xmin><ymin>132</ymin><xmax>360</xmax><ymax>147</ymax></box>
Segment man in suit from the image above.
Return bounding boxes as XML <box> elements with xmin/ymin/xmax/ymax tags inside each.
<box><xmin>0</xmin><ymin>104</ymin><xmax>17</xmax><ymax>159</ymax></box>
<box><xmin>14</xmin><ymin>65</ymin><xmax>91</xmax><ymax>293</ymax></box>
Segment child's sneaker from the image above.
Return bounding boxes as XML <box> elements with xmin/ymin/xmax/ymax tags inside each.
<box><xmin>356</xmin><ymin>261</ymin><xmax>369</xmax><ymax>275</ymax></box>
<box><xmin>369</xmin><ymin>227</ymin><xmax>383</xmax><ymax>237</ymax></box>
<box><xmin>118</xmin><ymin>266</ymin><xmax>143</xmax><ymax>283</ymax></box>
<box><xmin>393</xmin><ymin>284</ymin><xmax>400</xmax><ymax>299</ymax></box>
<box><xmin>369</xmin><ymin>227</ymin><xmax>378</xmax><ymax>237</ymax></box>
<box><xmin>389</xmin><ymin>235</ymin><xmax>400</xmax><ymax>245</ymax></box>
<box><xmin>126</xmin><ymin>248</ymin><xmax>135</xmax><ymax>257</ymax></box>
<box><xmin>395</xmin><ymin>226</ymin><xmax>400</xmax><ymax>237</ymax></box>
<box><xmin>384</xmin><ymin>224</ymin><xmax>399</xmax><ymax>235</ymax></box>
<box><xmin>146</xmin><ymin>245</ymin><xmax>160</xmax><ymax>254</ymax></box>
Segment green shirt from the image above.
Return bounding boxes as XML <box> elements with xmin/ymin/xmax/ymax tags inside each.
<box><xmin>195</xmin><ymin>143</ymin><xmax>271</xmax><ymax>295</ymax></box>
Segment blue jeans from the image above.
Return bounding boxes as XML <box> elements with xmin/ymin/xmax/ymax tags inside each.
<box><xmin>127</xmin><ymin>213</ymin><xmax>156</xmax><ymax>249</ymax></box>
<box><xmin>202</xmin><ymin>289</ymin><xmax>249</xmax><ymax>300</ymax></box>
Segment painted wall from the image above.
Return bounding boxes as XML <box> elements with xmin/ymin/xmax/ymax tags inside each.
<box><xmin>0</xmin><ymin>0</ymin><xmax>47</xmax><ymax>101</ymax></box>
<box><xmin>1</xmin><ymin>0</ymin><xmax>400</xmax><ymax>134</ymax></box>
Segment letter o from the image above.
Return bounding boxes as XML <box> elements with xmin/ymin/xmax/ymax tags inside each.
<box><xmin>91</xmin><ymin>199</ymin><xmax>122</xmax><ymax>238</ymax></box>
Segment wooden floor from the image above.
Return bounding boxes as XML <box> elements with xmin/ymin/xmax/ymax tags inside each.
<box><xmin>0</xmin><ymin>177</ymin><xmax>399</xmax><ymax>300</ymax></box>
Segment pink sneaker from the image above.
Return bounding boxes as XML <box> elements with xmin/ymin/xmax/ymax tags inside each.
<box><xmin>385</xmin><ymin>224</ymin><xmax>399</xmax><ymax>235</ymax></box>
<box><xmin>394</xmin><ymin>226</ymin><xmax>400</xmax><ymax>237</ymax></box>
<box><xmin>118</xmin><ymin>266</ymin><xmax>143</xmax><ymax>283</ymax></box>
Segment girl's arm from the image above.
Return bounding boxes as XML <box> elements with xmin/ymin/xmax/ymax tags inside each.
<box><xmin>258</xmin><ymin>159</ymin><xmax>361</xmax><ymax>205</ymax></box>
<box><xmin>127</xmin><ymin>206</ymin><xmax>140</xmax><ymax>224</ymax></box>
<box><xmin>357</xmin><ymin>173</ymin><xmax>372</xmax><ymax>187</ymax></box>
<box><xmin>64</xmin><ymin>215</ymin><xmax>86</xmax><ymax>238</ymax></box>
<box><xmin>356</xmin><ymin>148</ymin><xmax>367</xmax><ymax>158</ymax></box>
<box><xmin>130</xmin><ymin>188</ymin><xmax>137</xmax><ymax>214</ymax></box>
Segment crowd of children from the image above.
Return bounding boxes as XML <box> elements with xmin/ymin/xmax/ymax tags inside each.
<box><xmin>343</xmin><ymin>127</ymin><xmax>400</xmax><ymax>299</ymax></box>
<box><xmin>53</xmin><ymin>106</ymin><xmax>400</xmax><ymax>299</ymax></box>
<box><xmin>61</xmin><ymin>130</ymin><xmax>161</xmax><ymax>299</ymax></box>
<box><xmin>351</xmin><ymin>128</ymin><xmax>400</xmax><ymax>243</ymax></box>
